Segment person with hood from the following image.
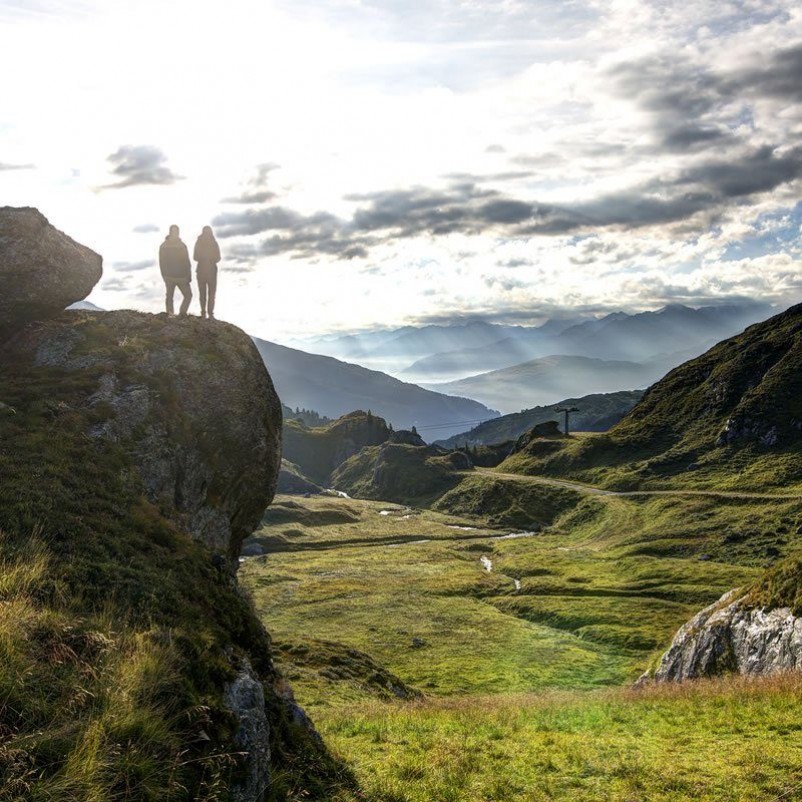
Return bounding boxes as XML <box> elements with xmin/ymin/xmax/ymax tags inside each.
<box><xmin>193</xmin><ymin>225</ymin><xmax>221</xmax><ymax>320</ymax></box>
<box><xmin>158</xmin><ymin>224</ymin><xmax>192</xmax><ymax>316</ymax></box>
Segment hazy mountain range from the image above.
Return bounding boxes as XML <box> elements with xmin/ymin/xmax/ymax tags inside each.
<box><xmin>424</xmin><ymin>353</ymin><xmax>678</xmax><ymax>415</ymax></box>
<box><xmin>298</xmin><ymin>302</ymin><xmax>774</xmax><ymax>383</ymax></box>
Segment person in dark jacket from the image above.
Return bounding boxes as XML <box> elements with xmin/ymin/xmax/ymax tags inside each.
<box><xmin>193</xmin><ymin>225</ymin><xmax>221</xmax><ymax>320</ymax></box>
<box><xmin>159</xmin><ymin>224</ymin><xmax>192</xmax><ymax>315</ymax></box>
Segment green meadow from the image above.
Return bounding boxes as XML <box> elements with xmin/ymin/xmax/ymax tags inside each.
<box><xmin>241</xmin><ymin>478</ymin><xmax>802</xmax><ymax>800</ymax></box>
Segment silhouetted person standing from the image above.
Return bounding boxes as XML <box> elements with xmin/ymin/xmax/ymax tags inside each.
<box><xmin>193</xmin><ymin>226</ymin><xmax>221</xmax><ymax>320</ymax></box>
<box><xmin>159</xmin><ymin>225</ymin><xmax>192</xmax><ymax>316</ymax></box>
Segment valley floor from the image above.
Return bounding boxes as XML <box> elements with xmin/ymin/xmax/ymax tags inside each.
<box><xmin>241</xmin><ymin>482</ymin><xmax>802</xmax><ymax>801</ymax></box>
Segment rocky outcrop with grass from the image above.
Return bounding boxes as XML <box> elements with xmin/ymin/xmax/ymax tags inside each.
<box><xmin>646</xmin><ymin>590</ymin><xmax>802</xmax><ymax>682</ymax></box>
<box><xmin>647</xmin><ymin>553</ymin><xmax>802</xmax><ymax>683</ymax></box>
<box><xmin>331</xmin><ymin>441</ymin><xmax>471</xmax><ymax>503</ymax></box>
<box><xmin>0</xmin><ymin>209</ymin><xmax>351</xmax><ymax>801</ymax></box>
<box><xmin>283</xmin><ymin>409</ymin><xmax>392</xmax><ymax>485</ymax></box>
<box><xmin>0</xmin><ymin>207</ymin><xmax>102</xmax><ymax>336</ymax></box>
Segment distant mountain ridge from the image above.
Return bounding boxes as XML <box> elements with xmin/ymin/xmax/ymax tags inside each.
<box><xmin>296</xmin><ymin>315</ymin><xmax>591</xmax><ymax>375</ymax></box>
<box><xmin>252</xmin><ymin>336</ymin><xmax>498</xmax><ymax>439</ymax></box>
<box><xmin>425</xmin><ymin>353</ymin><xmax>673</xmax><ymax>415</ymax></box>
<box><xmin>400</xmin><ymin>302</ymin><xmax>775</xmax><ymax>382</ymax></box>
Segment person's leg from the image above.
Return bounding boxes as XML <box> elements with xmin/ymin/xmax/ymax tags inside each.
<box><xmin>165</xmin><ymin>278</ymin><xmax>176</xmax><ymax>315</ymax></box>
<box><xmin>198</xmin><ymin>276</ymin><xmax>208</xmax><ymax>318</ymax></box>
<box><xmin>178</xmin><ymin>281</ymin><xmax>192</xmax><ymax>316</ymax></box>
<box><xmin>208</xmin><ymin>267</ymin><xmax>217</xmax><ymax>318</ymax></box>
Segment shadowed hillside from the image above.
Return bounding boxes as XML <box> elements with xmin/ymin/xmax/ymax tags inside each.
<box><xmin>252</xmin><ymin>337</ymin><xmax>498</xmax><ymax>439</ymax></box>
<box><xmin>283</xmin><ymin>410</ymin><xmax>392</xmax><ymax>485</ymax></box>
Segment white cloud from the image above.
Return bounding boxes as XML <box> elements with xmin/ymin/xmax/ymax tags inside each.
<box><xmin>0</xmin><ymin>0</ymin><xmax>800</xmax><ymax>339</ymax></box>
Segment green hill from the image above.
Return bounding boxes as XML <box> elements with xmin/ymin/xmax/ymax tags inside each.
<box><xmin>282</xmin><ymin>410</ymin><xmax>392</xmax><ymax>485</ymax></box>
<box><xmin>501</xmin><ymin>303</ymin><xmax>802</xmax><ymax>492</ymax></box>
<box><xmin>331</xmin><ymin>443</ymin><xmax>471</xmax><ymax>504</ymax></box>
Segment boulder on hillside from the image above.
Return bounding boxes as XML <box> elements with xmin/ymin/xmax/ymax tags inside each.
<box><xmin>0</xmin><ymin>207</ymin><xmax>102</xmax><ymax>334</ymax></box>
<box><xmin>3</xmin><ymin>309</ymin><xmax>282</xmax><ymax>560</ymax></box>
<box><xmin>643</xmin><ymin>589</ymin><xmax>802</xmax><ymax>683</ymax></box>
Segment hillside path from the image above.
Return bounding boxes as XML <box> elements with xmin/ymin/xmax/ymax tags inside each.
<box><xmin>473</xmin><ymin>468</ymin><xmax>802</xmax><ymax>501</ymax></box>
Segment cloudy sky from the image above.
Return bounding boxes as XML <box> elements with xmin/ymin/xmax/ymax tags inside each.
<box><xmin>1</xmin><ymin>0</ymin><xmax>801</xmax><ymax>341</ymax></box>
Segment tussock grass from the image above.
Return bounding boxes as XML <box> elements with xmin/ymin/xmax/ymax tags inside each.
<box><xmin>323</xmin><ymin>674</ymin><xmax>802</xmax><ymax>802</ymax></box>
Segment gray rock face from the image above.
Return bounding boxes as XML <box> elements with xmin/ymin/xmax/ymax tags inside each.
<box><xmin>647</xmin><ymin>589</ymin><xmax>802</xmax><ymax>682</ymax></box>
<box><xmin>4</xmin><ymin>309</ymin><xmax>282</xmax><ymax>559</ymax></box>
<box><xmin>0</xmin><ymin>207</ymin><xmax>102</xmax><ymax>334</ymax></box>
<box><xmin>717</xmin><ymin>416</ymin><xmax>779</xmax><ymax>447</ymax></box>
<box><xmin>223</xmin><ymin>659</ymin><xmax>271</xmax><ymax>802</ymax></box>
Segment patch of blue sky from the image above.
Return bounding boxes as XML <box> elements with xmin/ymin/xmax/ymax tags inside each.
<box><xmin>722</xmin><ymin>201</ymin><xmax>802</xmax><ymax>261</ymax></box>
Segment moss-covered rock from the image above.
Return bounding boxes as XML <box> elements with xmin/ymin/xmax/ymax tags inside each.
<box><xmin>4</xmin><ymin>309</ymin><xmax>281</xmax><ymax>561</ymax></box>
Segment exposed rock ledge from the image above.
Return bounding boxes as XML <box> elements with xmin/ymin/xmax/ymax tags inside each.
<box><xmin>644</xmin><ymin>589</ymin><xmax>802</xmax><ymax>683</ymax></box>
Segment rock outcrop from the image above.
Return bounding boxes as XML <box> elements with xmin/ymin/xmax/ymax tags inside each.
<box><xmin>283</xmin><ymin>410</ymin><xmax>391</xmax><ymax>485</ymax></box>
<box><xmin>4</xmin><ymin>309</ymin><xmax>282</xmax><ymax>560</ymax></box>
<box><xmin>389</xmin><ymin>429</ymin><xmax>427</xmax><ymax>447</ymax></box>
<box><xmin>645</xmin><ymin>590</ymin><xmax>802</xmax><ymax>682</ymax></box>
<box><xmin>0</xmin><ymin>207</ymin><xmax>102</xmax><ymax>335</ymax></box>
<box><xmin>0</xmin><ymin>212</ymin><xmax>351</xmax><ymax>800</ymax></box>
<box><xmin>331</xmin><ymin>441</ymin><xmax>470</xmax><ymax>502</ymax></box>
<box><xmin>223</xmin><ymin>659</ymin><xmax>272</xmax><ymax>802</ymax></box>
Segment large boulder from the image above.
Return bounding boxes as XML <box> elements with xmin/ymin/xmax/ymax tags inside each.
<box><xmin>644</xmin><ymin>589</ymin><xmax>802</xmax><ymax>683</ymax></box>
<box><xmin>2</xmin><ymin>309</ymin><xmax>282</xmax><ymax>560</ymax></box>
<box><xmin>0</xmin><ymin>207</ymin><xmax>102</xmax><ymax>334</ymax></box>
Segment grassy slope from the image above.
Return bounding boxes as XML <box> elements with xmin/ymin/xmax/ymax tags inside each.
<box><xmin>499</xmin><ymin>304</ymin><xmax>802</xmax><ymax>492</ymax></box>
<box><xmin>0</xmin><ymin>326</ymin><xmax>348</xmax><ymax>801</ymax></box>
<box><xmin>323</xmin><ymin>676</ymin><xmax>802</xmax><ymax>802</ymax></box>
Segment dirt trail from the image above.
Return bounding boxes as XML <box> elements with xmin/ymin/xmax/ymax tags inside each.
<box><xmin>474</xmin><ymin>468</ymin><xmax>802</xmax><ymax>501</ymax></box>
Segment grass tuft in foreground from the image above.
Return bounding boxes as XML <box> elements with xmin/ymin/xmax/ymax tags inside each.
<box><xmin>322</xmin><ymin>675</ymin><xmax>802</xmax><ymax>802</ymax></box>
